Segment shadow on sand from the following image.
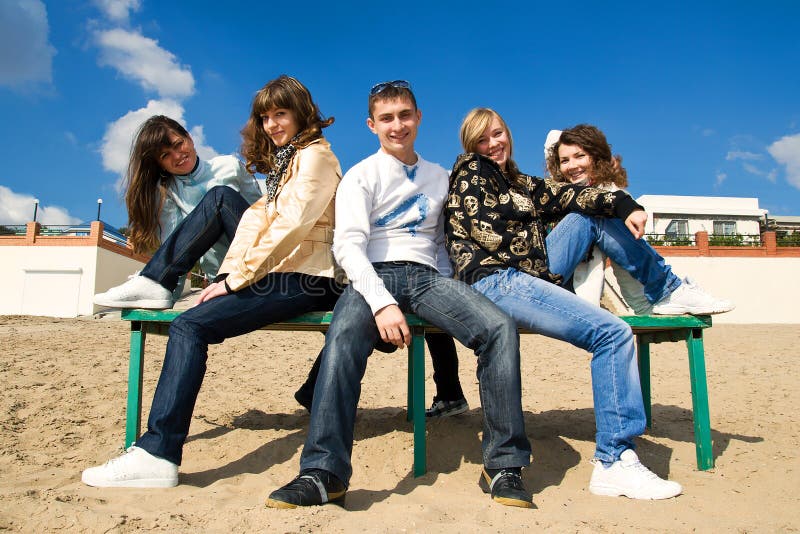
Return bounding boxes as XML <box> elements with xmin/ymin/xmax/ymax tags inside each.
<box><xmin>178</xmin><ymin>403</ymin><xmax>761</xmax><ymax>508</ymax></box>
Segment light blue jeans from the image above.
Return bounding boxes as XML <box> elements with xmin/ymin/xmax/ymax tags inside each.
<box><xmin>473</xmin><ymin>269</ymin><xmax>644</xmax><ymax>463</ymax></box>
<box><xmin>471</xmin><ymin>213</ymin><xmax>669</xmax><ymax>463</ymax></box>
<box><xmin>547</xmin><ymin>213</ymin><xmax>681</xmax><ymax>303</ymax></box>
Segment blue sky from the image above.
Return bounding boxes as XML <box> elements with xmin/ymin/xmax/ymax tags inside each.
<box><xmin>1</xmin><ymin>0</ymin><xmax>799</xmax><ymax>227</ymax></box>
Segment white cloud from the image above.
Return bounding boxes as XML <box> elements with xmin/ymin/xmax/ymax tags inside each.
<box><xmin>715</xmin><ymin>172</ymin><xmax>727</xmax><ymax>187</ymax></box>
<box><xmin>768</xmin><ymin>133</ymin><xmax>800</xmax><ymax>189</ymax></box>
<box><xmin>767</xmin><ymin>169</ymin><xmax>778</xmax><ymax>183</ymax></box>
<box><xmin>95</xmin><ymin>28</ymin><xmax>194</xmax><ymax>98</ymax></box>
<box><xmin>742</xmin><ymin>163</ymin><xmax>764</xmax><ymax>177</ymax></box>
<box><xmin>188</xmin><ymin>125</ymin><xmax>220</xmax><ymax>161</ymax></box>
<box><xmin>726</xmin><ymin>151</ymin><xmax>762</xmax><ymax>161</ymax></box>
<box><xmin>0</xmin><ymin>0</ymin><xmax>55</xmax><ymax>88</ymax></box>
<box><xmin>92</xmin><ymin>0</ymin><xmax>141</xmax><ymax>24</ymax></box>
<box><xmin>0</xmin><ymin>185</ymin><xmax>81</xmax><ymax>225</ymax></box>
<box><xmin>702</xmin><ymin>128</ymin><xmax>715</xmax><ymax>137</ymax></box>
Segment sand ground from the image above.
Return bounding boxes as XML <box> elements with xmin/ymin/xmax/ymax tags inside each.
<box><xmin>0</xmin><ymin>314</ymin><xmax>798</xmax><ymax>533</ymax></box>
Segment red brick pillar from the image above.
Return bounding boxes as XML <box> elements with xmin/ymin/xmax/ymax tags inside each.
<box><xmin>90</xmin><ymin>220</ymin><xmax>104</xmax><ymax>245</ymax></box>
<box><xmin>762</xmin><ymin>231</ymin><xmax>777</xmax><ymax>256</ymax></box>
<box><xmin>695</xmin><ymin>231</ymin><xmax>709</xmax><ymax>256</ymax></box>
<box><xmin>25</xmin><ymin>222</ymin><xmax>40</xmax><ymax>244</ymax></box>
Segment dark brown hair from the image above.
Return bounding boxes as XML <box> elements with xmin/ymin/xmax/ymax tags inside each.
<box><xmin>123</xmin><ymin>115</ymin><xmax>190</xmax><ymax>253</ymax></box>
<box><xmin>368</xmin><ymin>85</ymin><xmax>417</xmax><ymax>119</ymax></box>
<box><xmin>546</xmin><ymin>124</ymin><xmax>628</xmax><ymax>188</ymax></box>
<box><xmin>240</xmin><ymin>75</ymin><xmax>333</xmax><ymax>175</ymax></box>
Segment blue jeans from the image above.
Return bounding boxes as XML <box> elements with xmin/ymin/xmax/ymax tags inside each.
<box><xmin>473</xmin><ymin>269</ymin><xmax>645</xmax><ymax>463</ymax></box>
<box><xmin>142</xmin><ymin>186</ymin><xmax>250</xmax><ymax>291</ymax></box>
<box><xmin>299</xmin><ymin>262</ymin><xmax>529</xmax><ymax>485</ymax></box>
<box><xmin>546</xmin><ymin>213</ymin><xmax>681</xmax><ymax>303</ymax></box>
<box><xmin>135</xmin><ymin>273</ymin><xmax>343</xmax><ymax>465</ymax></box>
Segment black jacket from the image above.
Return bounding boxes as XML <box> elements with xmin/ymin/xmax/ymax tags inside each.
<box><xmin>445</xmin><ymin>153</ymin><xmax>642</xmax><ymax>285</ymax></box>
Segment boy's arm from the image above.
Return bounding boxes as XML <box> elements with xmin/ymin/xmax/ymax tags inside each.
<box><xmin>332</xmin><ymin>171</ymin><xmax>397</xmax><ymax>315</ymax></box>
<box><xmin>333</xmin><ymin>170</ymin><xmax>413</xmax><ymax>348</ymax></box>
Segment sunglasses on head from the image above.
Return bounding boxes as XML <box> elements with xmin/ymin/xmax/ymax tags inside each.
<box><xmin>370</xmin><ymin>80</ymin><xmax>411</xmax><ymax>95</ymax></box>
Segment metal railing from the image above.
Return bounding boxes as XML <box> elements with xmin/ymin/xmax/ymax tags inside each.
<box><xmin>777</xmin><ymin>233</ymin><xmax>800</xmax><ymax>247</ymax></box>
<box><xmin>645</xmin><ymin>234</ymin><xmax>696</xmax><ymax>247</ymax></box>
<box><xmin>707</xmin><ymin>234</ymin><xmax>762</xmax><ymax>247</ymax></box>
<box><xmin>0</xmin><ymin>225</ymin><xmax>27</xmax><ymax>236</ymax></box>
<box><xmin>646</xmin><ymin>233</ymin><xmax>765</xmax><ymax>247</ymax></box>
<box><xmin>38</xmin><ymin>225</ymin><xmax>82</xmax><ymax>236</ymax></box>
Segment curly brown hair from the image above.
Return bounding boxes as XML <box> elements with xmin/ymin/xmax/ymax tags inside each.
<box><xmin>123</xmin><ymin>115</ymin><xmax>190</xmax><ymax>253</ymax></box>
<box><xmin>546</xmin><ymin>124</ymin><xmax>628</xmax><ymax>188</ymax></box>
<box><xmin>240</xmin><ymin>75</ymin><xmax>333</xmax><ymax>175</ymax></box>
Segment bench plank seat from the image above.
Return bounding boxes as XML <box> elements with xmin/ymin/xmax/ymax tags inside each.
<box><xmin>120</xmin><ymin>309</ymin><xmax>713</xmax><ymax>477</ymax></box>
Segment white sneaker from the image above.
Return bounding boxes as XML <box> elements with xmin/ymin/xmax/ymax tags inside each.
<box><xmin>81</xmin><ymin>446</ymin><xmax>178</xmax><ymax>488</ymax></box>
<box><xmin>652</xmin><ymin>277</ymin><xmax>734</xmax><ymax>315</ymax></box>
<box><xmin>589</xmin><ymin>449</ymin><xmax>682</xmax><ymax>500</ymax></box>
<box><xmin>94</xmin><ymin>275</ymin><xmax>173</xmax><ymax>309</ymax></box>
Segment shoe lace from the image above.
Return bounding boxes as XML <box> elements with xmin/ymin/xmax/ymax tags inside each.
<box><xmin>287</xmin><ymin>475</ymin><xmax>318</xmax><ymax>492</ymax></box>
<box><xmin>495</xmin><ymin>469</ymin><xmax>524</xmax><ymax>489</ymax></box>
<box><xmin>626</xmin><ymin>458</ymin><xmax>659</xmax><ymax>480</ymax></box>
<box><xmin>100</xmin><ymin>446</ymin><xmax>137</xmax><ymax>472</ymax></box>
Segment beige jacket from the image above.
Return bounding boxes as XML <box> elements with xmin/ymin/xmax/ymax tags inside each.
<box><xmin>218</xmin><ymin>138</ymin><xmax>342</xmax><ymax>291</ymax></box>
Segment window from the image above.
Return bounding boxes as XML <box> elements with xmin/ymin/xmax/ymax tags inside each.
<box><xmin>713</xmin><ymin>220</ymin><xmax>737</xmax><ymax>236</ymax></box>
<box><xmin>665</xmin><ymin>219</ymin><xmax>689</xmax><ymax>238</ymax></box>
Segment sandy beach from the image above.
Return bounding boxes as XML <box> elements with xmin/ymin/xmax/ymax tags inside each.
<box><xmin>1</xmin><ymin>313</ymin><xmax>798</xmax><ymax>532</ymax></box>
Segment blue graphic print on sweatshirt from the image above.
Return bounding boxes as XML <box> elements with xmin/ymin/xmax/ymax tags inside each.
<box><xmin>375</xmin><ymin>193</ymin><xmax>429</xmax><ymax>236</ymax></box>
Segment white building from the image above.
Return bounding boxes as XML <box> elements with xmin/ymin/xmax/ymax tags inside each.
<box><xmin>0</xmin><ymin>222</ymin><xmax>147</xmax><ymax>317</ymax></box>
<box><xmin>636</xmin><ymin>195</ymin><xmax>767</xmax><ymax>239</ymax></box>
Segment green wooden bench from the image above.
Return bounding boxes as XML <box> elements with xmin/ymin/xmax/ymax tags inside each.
<box><xmin>120</xmin><ymin>309</ymin><xmax>713</xmax><ymax>477</ymax></box>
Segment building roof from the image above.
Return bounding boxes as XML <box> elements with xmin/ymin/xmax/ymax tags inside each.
<box><xmin>636</xmin><ymin>195</ymin><xmax>767</xmax><ymax>217</ymax></box>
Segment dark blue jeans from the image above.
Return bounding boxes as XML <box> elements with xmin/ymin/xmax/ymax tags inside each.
<box><xmin>297</xmin><ymin>332</ymin><xmax>463</xmax><ymax>403</ymax></box>
<box><xmin>136</xmin><ymin>273</ymin><xmax>343</xmax><ymax>464</ymax></box>
<box><xmin>299</xmin><ymin>262</ymin><xmax>529</xmax><ymax>485</ymax></box>
<box><xmin>141</xmin><ymin>185</ymin><xmax>250</xmax><ymax>291</ymax></box>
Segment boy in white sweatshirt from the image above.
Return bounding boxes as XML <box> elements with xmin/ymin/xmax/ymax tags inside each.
<box><xmin>267</xmin><ymin>81</ymin><xmax>534</xmax><ymax>509</ymax></box>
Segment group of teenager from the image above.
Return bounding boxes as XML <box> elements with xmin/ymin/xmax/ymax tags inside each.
<box><xmin>82</xmin><ymin>76</ymin><xmax>733</xmax><ymax>509</ymax></box>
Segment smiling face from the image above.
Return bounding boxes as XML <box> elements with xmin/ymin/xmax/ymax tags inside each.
<box><xmin>261</xmin><ymin>107</ymin><xmax>300</xmax><ymax>147</ymax></box>
<box><xmin>366</xmin><ymin>97</ymin><xmax>421</xmax><ymax>165</ymax></box>
<box><xmin>475</xmin><ymin>115</ymin><xmax>511</xmax><ymax>172</ymax></box>
<box><xmin>558</xmin><ymin>143</ymin><xmax>595</xmax><ymax>186</ymax></box>
<box><xmin>158</xmin><ymin>131</ymin><xmax>197</xmax><ymax>175</ymax></box>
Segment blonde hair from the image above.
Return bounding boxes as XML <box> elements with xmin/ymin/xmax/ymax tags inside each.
<box><xmin>459</xmin><ymin>107</ymin><xmax>523</xmax><ymax>182</ymax></box>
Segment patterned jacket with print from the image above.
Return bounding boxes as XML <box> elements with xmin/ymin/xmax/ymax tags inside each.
<box><xmin>445</xmin><ymin>153</ymin><xmax>643</xmax><ymax>285</ymax></box>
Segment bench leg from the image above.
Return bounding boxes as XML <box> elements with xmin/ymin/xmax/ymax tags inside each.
<box><xmin>686</xmin><ymin>327</ymin><xmax>714</xmax><ymax>470</ymax></box>
<box><xmin>636</xmin><ymin>335</ymin><xmax>653</xmax><ymax>429</ymax></box>
<box><xmin>408</xmin><ymin>328</ymin><xmax>427</xmax><ymax>477</ymax></box>
<box><xmin>125</xmin><ymin>321</ymin><xmax>145</xmax><ymax>449</ymax></box>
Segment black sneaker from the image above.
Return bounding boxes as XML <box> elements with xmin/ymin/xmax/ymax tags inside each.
<box><xmin>425</xmin><ymin>397</ymin><xmax>469</xmax><ymax>418</ymax></box>
<box><xmin>266</xmin><ymin>469</ymin><xmax>347</xmax><ymax>509</ymax></box>
<box><xmin>478</xmin><ymin>467</ymin><xmax>533</xmax><ymax>508</ymax></box>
